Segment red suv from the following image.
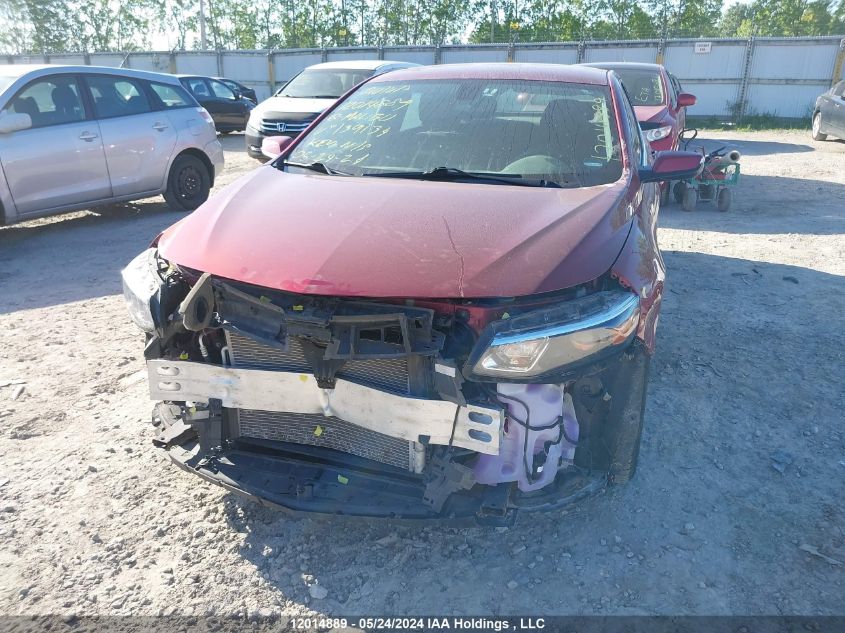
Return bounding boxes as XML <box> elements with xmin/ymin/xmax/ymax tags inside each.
<box><xmin>122</xmin><ymin>64</ymin><xmax>701</xmax><ymax>524</ymax></box>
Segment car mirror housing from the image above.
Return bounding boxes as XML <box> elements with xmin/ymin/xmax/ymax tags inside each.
<box><xmin>0</xmin><ymin>112</ymin><xmax>32</xmax><ymax>134</ymax></box>
<box><xmin>261</xmin><ymin>135</ymin><xmax>294</xmax><ymax>160</ymax></box>
<box><xmin>639</xmin><ymin>151</ymin><xmax>703</xmax><ymax>183</ymax></box>
<box><xmin>678</xmin><ymin>93</ymin><xmax>697</xmax><ymax>107</ymax></box>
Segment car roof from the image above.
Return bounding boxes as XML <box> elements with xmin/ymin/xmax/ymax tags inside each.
<box><xmin>305</xmin><ymin>60</ymin><xmax>418</xmax><ymax>71</ymax></box>
<box><xmin>582</xmin><ymin>62</ymin><xmax>666</xmax><ymax>73</ymax></box>
<box><xmin>370</xmin><ymin>63</ymin><xmax>609</xmax><ymax>85</ymax></box>
<box><xmin>0</xmin><ymin>64</ymin><xmax>184</xmax><ymax>85</ymax></box>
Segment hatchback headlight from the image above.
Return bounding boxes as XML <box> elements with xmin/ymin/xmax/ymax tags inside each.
<box><xmin>645</xmin><ymin>125</ymin><xmax>672</xmax><ymax>142</ymax></box>
<box><xmin>121</xmin><ymin>248</ymin><xmax>164</xmax><ymax>332</ymax></box>
<box><xmin>470</xmin><ymin>290</ymin><xmax>640</xmax><ymax>379</ymax></box>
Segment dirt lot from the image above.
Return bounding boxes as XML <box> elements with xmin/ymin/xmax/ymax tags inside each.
<box><xmin>0</xmin><ymin>130</ymin><xmax>843</xmax><ymax>618</ymax></box>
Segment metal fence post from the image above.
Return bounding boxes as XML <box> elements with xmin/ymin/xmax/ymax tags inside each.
<box><xmin>267</xmin><ymin>50</ymin><xmax>276</xmax><ymax>94</ymax></box>
<box><xmin>169</xmin><ymin>52</ymin><xmax>177</xmax><ymax>74</ymax></box>
<box><xmin>832</xmin><ymin>38</ymin><xmax>845</xmax><ymax>86</ymax></box>
<box><xmin>83</xmin><ymin>52</ymin><xmax>90</xmax><ymax>65</ymax></box>
<box><xmin>216</xmin><ymin>50</ymin><xmax>223</xmax><ymax>76</ymax></box>
<box><xmin>434</xmin><ymin>45</ymin><xmax>441</xmax><ymax>65</ymax></box>
<box><xmin>321</xmin><ymin>48</ymin><xmax>328</xmax><ymax>63</ymax></box>
<box><xmin>378</xmin><ymin>46</ymin><xmax>385</xmax><ymax>60</ymax></box>
<box><xmin>576</xmin><ymin>40</ymin><xmax>585</xmax><ymax>63</ymax></box>
<box><xmin>736</xmin><ymin>36</ymin><xmax>756</xmax><ymax>123</ymax></box>
<box><xmin>656</xmin><ymin>38</ymin><xmax>666</xmax><ymax>65</ymax></box>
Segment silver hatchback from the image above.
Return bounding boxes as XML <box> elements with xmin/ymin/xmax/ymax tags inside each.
<box><xmin>0</xmin><ymin>65</ymin><xmax>224</xmax><ymax>225</ymax></box>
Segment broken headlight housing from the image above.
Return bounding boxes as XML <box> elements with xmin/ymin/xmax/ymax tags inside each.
<box><xmin>468</xmin><ymin>290</ymin><xmax>640</xmax><ymax>379</ymax></box>
<box><xmin>121</xmin><ymin>248</ymin><xmax>166</xmax><ymax>332</ymax></box>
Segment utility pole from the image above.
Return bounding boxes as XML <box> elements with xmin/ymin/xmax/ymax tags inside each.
<box><xmin>199</xmin><ymin>0</ymin><xmax>208</xmax><ymax>50</ymax></box>
<box><xmin>490</xmin><ymin>0</ymin><xmax>496</xmax><ymax>43</ymax></box>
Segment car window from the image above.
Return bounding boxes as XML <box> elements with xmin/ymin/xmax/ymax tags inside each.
<box><xmin>185</xmin><ymin>78</ymin><xmax>210</xmax><ymax>98</ymax></box>
<box><xmin>611</xmin><ymin>69</ymin><xmax>665</xmax><ymax>106</ymax></box>
<box><xmin>209</xmin><ymin>79</ymin><xmax>236</xmax><ymax>100</ymax></box>
<box><xmin>288</xmin><ymin>78</ymin><xmax>623</xmax><ymax>188</ymax></box>
<box><xmin>148</xmin><ymin>82</ymin><xmax>193</xmax><ymax>109</ymax></box>
<box><xmin>277</xmin><ymin>69</ymin><xmax>375</xmax><ymax>99</ymax></box>
<box><xmin>86</xmin><ymin>75</ymin><xmax>151</xmax><ymax>119</ymax></box>
<box><xmin>3</xmin><ymin>75</ymin><xmax>85</xmax><ymax>128</ymax></box>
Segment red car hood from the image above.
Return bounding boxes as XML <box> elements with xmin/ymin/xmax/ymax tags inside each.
<box><xmin>634</xmin><ymin>104</ymin><xmax>669</xmax><ymax>122</ymax></box>
<box><xmin>158</xmin><ymin>167</ymin><xmax>632</xmax><ymax>298</ymax></box>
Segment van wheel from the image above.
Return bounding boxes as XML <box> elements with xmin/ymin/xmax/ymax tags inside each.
<box><xmin>673</xmin><ymin>181</ymin><xmax>686</xmax><ymax>204</ymax></box>
<box><xmin>682</xmin><ymin>187</ymin><xmax>697</xmax><ymax>212</ymax></box>
<box><xmin>717</xmin><ymin>187</ymin><xmax>732</xmax><ymax>212</ymax></box>
<box><xmin>164</xmin><ymin>155</ymin><xmax>211</xmax><ymax>211</ymax></box>
<box><xmin>811</xmin><ymin>113</ymin><xmax>827</xmax><ymax>141</ymax></box>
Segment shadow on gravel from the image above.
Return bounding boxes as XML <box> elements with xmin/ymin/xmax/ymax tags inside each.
<box><xmin>218</xmin><ymin>252</ymin><xmax>844</xmax><ymax>615</ymax></box>
<box><xmin>688</xmin><ymin>138</ymin><xmax>814</xmax><ymax>156</ymax></box>
<box><xmin>0</xmin><ymin>201</ymin><xmax>179</xmax><ymax>314</ymax></box>
<box><xmin>659</xmin><ymin>174</ymin><xmax>845</xmax><ymax>236</ymax></box>
<box><xmin>219</xmin><ymin>133</ymin><xmax>248</xmax><ymax>153</ymax></box>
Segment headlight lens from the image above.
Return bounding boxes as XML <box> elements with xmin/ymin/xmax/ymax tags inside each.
<box><xmin>121</xmin><ymin>248</ymin><xmax>163</xmax><ymax>332</ymax></box>
<box><xmin>645</xmin><ymin>125</ymin><xmax>673</xmax><ymax>142</ymax></box>
<box><xmin>247</xmin><ymin>110</ymin><xmax>261</xmax><ymax>131</ymax></box>
<box><xmin>471</xmin><ymin>290</ymin><xmax>640</xmax><ymax>378</ymax></box>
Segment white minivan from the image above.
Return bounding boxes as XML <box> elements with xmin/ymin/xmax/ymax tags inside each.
<box><xmin>0</xmin><ymin>65</ymin><xmax>224</xmax><ymax>225</ymax></box>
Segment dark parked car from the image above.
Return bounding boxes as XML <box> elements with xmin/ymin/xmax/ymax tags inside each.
<box><xmin>215</xmin><ymin>77</ymin><xmax>257</xmax><ymax>104</ymax></box>
<box><xmin>812</xmin><ymin>80</ymin><xmax>845</xmax><ymax>141</ymax></box>
<box><xmin>178</xmin><ymin>75</ymin><xmax>255</xmax><ymax>133</ymax></box>
<box><xmin>123</xmin><ymin>63</ymin><xmax>701</xmax><ymax>524</ymax></box>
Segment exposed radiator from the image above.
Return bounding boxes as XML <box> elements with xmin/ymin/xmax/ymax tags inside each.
<box><xmin>225</xmin><ymin>331</ymin><xmax>421</xmax><ymax>472</ymax></box>
<box><xmin>226</xmin><ymin>331</ymin><xmax>410</xmax><ymax>394</ymax></box>
<box><xmin>237</xmin><ymin>409</ymin><xmax>420</xmax><ymax>472</ymax></box>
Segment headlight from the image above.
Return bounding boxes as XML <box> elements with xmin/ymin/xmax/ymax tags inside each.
<box><xmin>470</xmin><ymin>290</ymin><xmax>640</xmax><ymax>379</ymax></box>
<box><xmin>645</xmin><ymin>125</ymin><xmax>672</xmax><ymax>142</ymax></box>
<box><xmin>247</xmin><ymin>110</ymin><xmax>261</xmax><ymax>131</ymax></box>
<box><xmin>121</xmin><ymin>248</ymin><xmax>164</xmax><ymax>332</ymax></box>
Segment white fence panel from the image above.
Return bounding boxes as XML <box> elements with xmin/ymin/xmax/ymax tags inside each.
<box><xmin>128</xmin><ymin>54</ymin><xmax>170</xmax><ymax>73</ymax></box>
<box><xmin>48</xmin><ymin>54</ymin><xmax>88</xmax><ymax>65</ymax></box>
<box><xmin>441</xmin><ymin>47</ymin><xmax>508</xmax><ymax>64</ymax></box>
<box><xmin>274</xmin><ymin>52</ymin><xmax>323</xmax><ymax>84</ymax></box>
<box><xmin>664</xmin><ymin>41</ymin><xmax>746</xmax><ymax>80</ymax></box>
<box><xmin>382</xmin><ymin>48</ymin><xmax>436</xmax><ymax>65</ymax></box>
<box><xmin>327</xmin><ymin>48</ymin><xmax>379</xmax><ymax>61</ymax></box>
<box><xmin>87</xmin><ymin>54</ymin><xmax>126</xmax><ymax>68</ymax></box>
<box><xmin>746</xmin><ymin>83</ymin><xmax>823</xmax><ymax>118</ymax></box>
<box><xmin>174</xmin><ymin>54</ymin><xmax>218</xmax><ymax>76</ymax></box>
<box><xmin>514</xmin><ymin>47</ymin><xmax>578</xmax><ymax>64</ymax></box>
<box><xmin>584</xmin><ymin>44</ymin><xmax>657</xmax><ymax>63</ymax></box>
<box><xmin>679</xmin><ymin>82</ymin><xmax>738</xmax><ymax>117</ymax></box>
<box><xmin>752</xmin><ymin>40</ymin><xmax>839</xmax><ymax>81</ymax></box>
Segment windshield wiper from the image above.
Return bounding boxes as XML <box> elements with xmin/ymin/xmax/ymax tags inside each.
<box><xmin>362</xmin><ymin>166</ymin><xmax>565</xmax><ymax>188</ymax></box>
<box><xmin>281</xmin><ymin>161</ymin><xmax>351</xmax><ymax>176</ymax></box>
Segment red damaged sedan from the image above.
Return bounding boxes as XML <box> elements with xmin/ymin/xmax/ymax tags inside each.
<box><xmin>122</xmin><ymin>63</ymin><xmax>701</xmax><ymax>524</ymax></box>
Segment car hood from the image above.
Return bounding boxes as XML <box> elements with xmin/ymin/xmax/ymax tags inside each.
<box><xmin>634</xmin><ymin>104</ymin><xmax>670</xmax><ymax>122</ymax></box>
<box><xmin>253</xmin><ymin>95</ymin><xmax>336</xmax><ymax>118</ymax></box>
<box><xmin>158</xmin><ymin>168</ymin><xmax>633</xmax><ymax>299</ymax></box>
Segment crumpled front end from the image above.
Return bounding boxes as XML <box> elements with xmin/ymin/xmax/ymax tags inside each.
<box><xmin>122</xmin><ymin>245</ymin><xmax>653</xmax><ymax>525</ymax></box>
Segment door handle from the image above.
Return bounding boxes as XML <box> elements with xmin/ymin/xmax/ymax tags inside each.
<box><xmin>79</xmin><ymin>131</ymin><xmax>98</xmax><ymax>142</ymax></box>
<box><xmin>153</xmin><ymin>122</ymin><xmax>169</xmax><ymax>131</ymax></box>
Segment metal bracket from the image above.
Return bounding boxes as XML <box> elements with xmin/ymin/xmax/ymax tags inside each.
<box><xmin>423</xmin><ymin>452</ymin><xmax>476</xmax><ymax>511</ymax></box>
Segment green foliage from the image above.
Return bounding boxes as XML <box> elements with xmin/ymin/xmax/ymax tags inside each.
<box><xmin>0</xmin><ymin>0</ymin><xmax>843</xmax><ymax>54</ymax></box>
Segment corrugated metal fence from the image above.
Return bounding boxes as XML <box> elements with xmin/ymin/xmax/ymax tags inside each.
<box><xmin>3</xmin><ymin>36</ymin><xmax>844</xmax><ymax>120</ymax></box>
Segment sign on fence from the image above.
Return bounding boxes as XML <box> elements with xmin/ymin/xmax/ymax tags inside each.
<box><xmin>694</xmin><ymin>42</ymin><xmax>713</xmax><ymax>54</ymax></box>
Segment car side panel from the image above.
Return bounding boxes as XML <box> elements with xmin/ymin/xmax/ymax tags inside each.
<box><xmin>97</xmin><ymin>111</ymin><xmax>179</xmax><ymax>196</ymax></box>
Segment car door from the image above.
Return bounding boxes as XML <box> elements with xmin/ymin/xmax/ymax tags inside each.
<box><xmin>0</xmin><ymin>73</ymin><xmax>111</xmax><ymax>215</ymax></box>
<box><xmin>182</xmin><ymin>77</ymin><xmax>219</xmax><ymax>125</ymax></box>
<box><xmin>207</xmin><ymin>78</ymin><xmax>247</xmax><ymax>129</ymax></box>
<box><xmin>82</xmin><ymin>74</ymin><xmax>178</xmax><ymax>196</ymax></box>
<box><xmin>828</xmin><ymin>81</ymin><xmax>845</xmax><ymax>135</ymax></box>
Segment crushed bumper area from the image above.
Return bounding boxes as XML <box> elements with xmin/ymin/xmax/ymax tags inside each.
<box><xmin>166</xmin><ymin>437</ymin><xmax>606</xmax><ymax>524</ymax></box>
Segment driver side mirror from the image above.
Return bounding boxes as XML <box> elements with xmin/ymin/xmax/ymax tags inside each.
<box><xmin>261</xmin><ymin>135</ymin><xmax>294</xmax><ymax>160</ymax></box>
<box><xmin>0</xmin><ymin>111</ymin><xmax>32</xmax><ymax>134</ymax></box>
<box><xmin>678</xmin><ymin>93</ymin><xmax>696</xmax><ymax>107</ymax></box>
<box><xmin>639</xmin><ymin>150</ymin><xmax>703</xmax><ymax>183</ymax></box>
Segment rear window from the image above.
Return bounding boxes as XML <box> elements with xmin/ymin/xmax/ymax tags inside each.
<box><xmin>612</xmin><ymin>69</ymin><xmax>665</xmax><ymax>106</ymax></box>
<box><xmin>149</xmin><ymin>82</ymin><xmax>194</xmax><ymax>109</ymax></box>
<box><xmin>288</xmin><ymin>78</ymin><xmax>623</xmax><ymax>188</ymax></box>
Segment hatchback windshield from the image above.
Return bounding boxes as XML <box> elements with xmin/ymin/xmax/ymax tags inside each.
<box><xmin>286</xmin><ymin>79</ymin><xmax>623</xmax><ymax>188</ymax></box>
<box><xmin>612</xmin><ymin>69</ymin><xmax>665</xmax><ymax>106</ymax></box>
<box><xmin>277</xmin><ymin>69</ymin><xmax>375</xmax><ymax>99</ymax></box>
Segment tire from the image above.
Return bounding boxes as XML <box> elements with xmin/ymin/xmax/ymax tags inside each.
<box><xmin>164</xmin><ymin>154</ymin><xmax>211</xmax><ymax>212</ymax></box>
<box><xmin>673</xmin><ymin>181</ymin><xmax>686</xmax><ymax>204</ymax></box>
<box><xmin>606</xmin><ymin>345</ymin><xmax>650</xmax><ymax>485</ymax></box>
<box><xmin>811</xmin><ymin>112</ymin><xmax>827</xmax><ymax>141</ymax></box>
<box><xmin>682</xmin><ymin>187</ymin><xmax>697</xmax><ymax>212</ymax></box>
<box><xmin>659</xmin><ymin>182</ymin><xmax>670</xmax><ymax>206</ymax></box>
<box><xmin>717</xmin><ymin>187</ymin><xmax>732</xmax><ymax>212</ymax></box>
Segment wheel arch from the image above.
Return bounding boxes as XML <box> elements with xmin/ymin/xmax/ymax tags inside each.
<box><xmin>170</xmin><ymin>148</ymin><xmax>215</xmax><ymax>188</ymax></box>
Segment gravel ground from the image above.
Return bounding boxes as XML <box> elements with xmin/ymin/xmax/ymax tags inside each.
<box><xmin>0</xmin><ymin>130</ymin><xmax>843</xmax><ymax>618</ymax></box>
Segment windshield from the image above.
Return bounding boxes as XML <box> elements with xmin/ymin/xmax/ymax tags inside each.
<box><xmin>286</xmin><ymin>78</ymin><xmax>623</xmax><ymax>188</ymax></box>
<box><xmin>277</xmin><ymin>69</ymin><xmax>375</xmax><ymax>99</ymax></box>
<box><xmin>612</xmin><ymin>69</ymin><xmax>665</xmax><ymax>106</ymax></box>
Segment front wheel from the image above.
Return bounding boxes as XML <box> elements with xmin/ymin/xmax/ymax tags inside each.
<box><xmin>717</xmin><ymin>187</ymin><xmax>732</xmax><ymax>212</ymax></box>
<box><xmin>812</xmin><ymin>113</ymin><xmax>828</xmax><ymax>141</ymax></box>
<box><xmin>673</xmin><ymin>181</ymin><xmax>686</xmax><ymax>204</ymax></box>
<box><xmin>682</xmin><ymin>187</ymin><xmax>697</xmax><ymax>212</ymax></box>
<box><xmin>164</xmin><ymin>154</ymin><xmax>211</xmax><ymax>212</ymax></box>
